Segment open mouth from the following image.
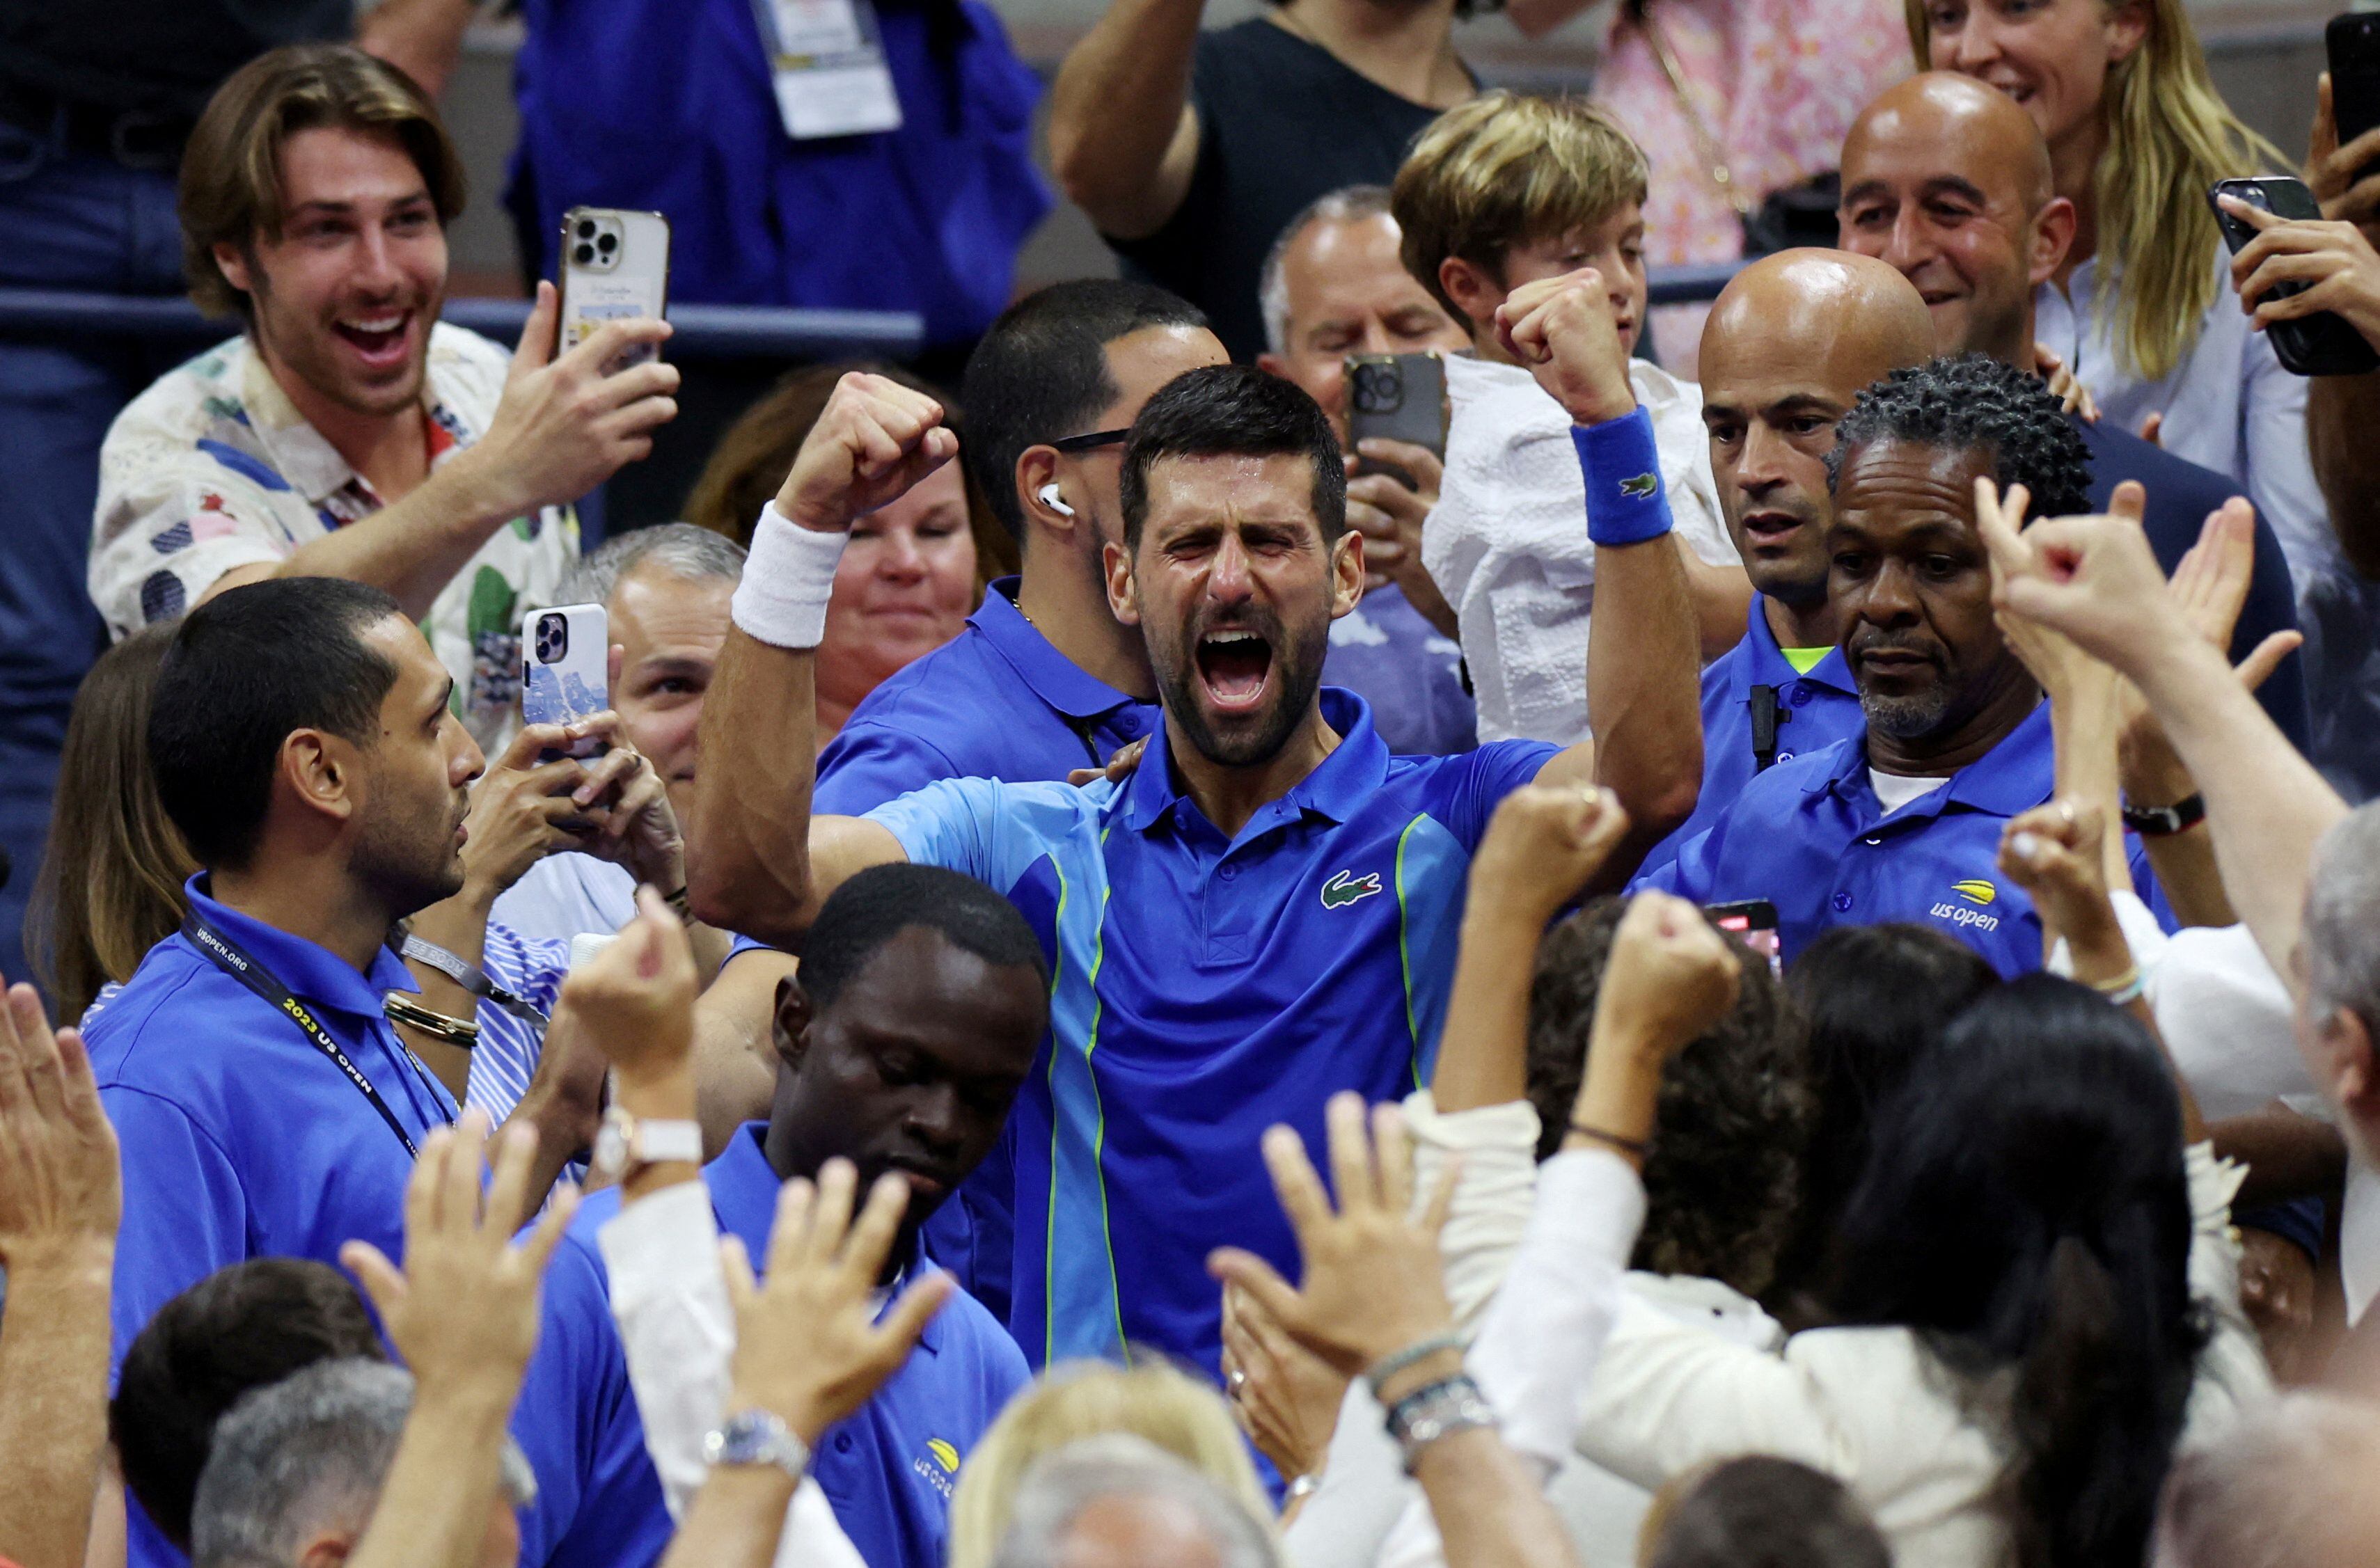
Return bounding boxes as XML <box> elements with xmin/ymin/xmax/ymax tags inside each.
<box><xmin>1741</xmin><ymin>511</ymin><xmax>1806</xmax><ymax>546</ymax></box>
<box><xmin>332</xmin><ymin>310</ymin><xmax>414</xmax><ymax>370</ymax></box>
<box><xmin>1195</xmin><ymin>628</ymin><xmax>1274</xmax><ymax>714</ymax></box>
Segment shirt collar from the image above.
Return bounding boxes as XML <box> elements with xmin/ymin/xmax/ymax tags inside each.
<box><xmin>970</xmin><ymin>580</ymin><xmax>1141</xmax><ymax>722</ymax></box>
<box><xmin>705</xmin><ymin>1123</ymin><xmax>944</xmax><ymax>1355</ymax></box>
<box><xmin>1733</xmin><ymin>594</ymin><xmax>1854</xmax><ymax>693</ymax></box>
<box><xmin>1811</xmin><ymin>700</ymin><xmax>2054</xmax><ymax>818</ymax></box>
<box><xmin>181</xmin><ymin>873</ymin><xmax>418</xmax><ymax>1020</ymax></box>
<box><xmin>1121</xmin><ymin>688</ymin><xmax>1389</xmax><ymax>837</ymax></box>
<box><xmin>233</xmin><ymin>327</ymin><xmax>478</xmax><ymax>509</ymax></box>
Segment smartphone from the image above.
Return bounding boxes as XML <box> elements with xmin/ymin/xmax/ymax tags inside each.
<box><xmin>557</xmin><ymin>207</ymin><xmax>671</xmax><ymax>374</ymax></box>
<box><xmin>1346</xmin><ymin>352</ymin><xmax>1449</xmax><ymax>482</ymax></box>
<box><xmin>1705</xmin><ymin>899</ymin><xmax>1783</xmax><ymax>976</ymax></box>
<box><xmin>521</xmin><ymin>603</ymin><xmax>610</xmax><ymax>759</ymax></box>
<box><xmin>2209</xmin><ymin>177</ymin><xmax>2380</xmax><ymax>376</ymax></box>
<box><xmin>2329</xmin><ymin>13</ymin><xmax>2380</xmax><ymax>187</ymax></box>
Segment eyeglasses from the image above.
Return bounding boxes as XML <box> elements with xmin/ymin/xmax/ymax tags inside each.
<box><xmin>1050</xmin><ymin>427</ymin><xmax>1130</xmax><ymax>454</ymax></box>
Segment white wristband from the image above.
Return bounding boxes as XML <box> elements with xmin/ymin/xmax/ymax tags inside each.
<box><xmin>730</xmin><ymin>502</ymin><xmax>849</xmax><ymax>649</ymax></box>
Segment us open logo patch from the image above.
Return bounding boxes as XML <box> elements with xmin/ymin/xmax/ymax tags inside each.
<box><xmin>1930</xmin><ymin>878</ymin><xmax>2001</xmax><ymax>932</ymax></box>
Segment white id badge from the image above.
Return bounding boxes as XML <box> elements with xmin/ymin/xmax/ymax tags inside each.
<box><xmin>753</xmin><ymin>0</ymin><xmax>904</xmax><ymax>140</ymax></box>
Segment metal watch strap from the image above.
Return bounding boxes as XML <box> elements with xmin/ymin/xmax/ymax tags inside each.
<box><xmin>1383</xmin><ymin>1372</ymin><xmax>1498</xmax><ymax>1473</ymax></box>
<box><xmin>400</xmin><ymin>935</ymin><xmax>551</xmax><ymax>1027</ymax></box>
<box><xmin>704</xmin><ymin>1409</ymin><xmax>811</xmax><ymax>1480</ymax></box>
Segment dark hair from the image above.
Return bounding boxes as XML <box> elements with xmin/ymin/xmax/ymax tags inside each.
<box><xmin>1825</xmin><ymin>352</ymin><xmax>2093</xmax><ymax>518</ymax></box>
<box><xmin>29</xmin><ymin>624</ymin><xmax>196</xmax><ymax>1020</ymax></box>
<box><xmin>1827</xmin><ymin>974</ymin><xmax>2207</xmax><ymax>1568</ymax></box>
<box><xmin>959</xmin><ymin>280</ymin><xmax>1211</xmax><ymax>544</ymax></box>
<box><xmin>1118</xmin><ymin>365</ymin><xmax>1348</xmax><ymax>550</ymax></box>
<box><xmin>1767</xmin><ymin>924</ymin><xmax>2002</xmax><ymax>1312</ymax></box>
<box><xmin>1646</xmin><ymin>1455</ymin><xmax>1893</xmax><ymax>1568</ymax></box>
<box><xmin>111</xmin><ymin>1258</ymin><xmax>386</xmax><ymax>1551</ymax></box>
<box><xmin>801</xmin><ymin>864</ymin><xmax>1049</xmax><ymax>1013</ymax></box>
<box><xmin>1524</xmin><ymin>898</ymin><xmax>1813</xmax><ymax>1299</ymax></box>
<box><xmin>680</xmin><ymin>361</ymin><xmax>1014</xmax><ymax>585</ymax></box>
<box><xmin>148</xmin><ymin>577</ymin><xmax>404</xmax><ymax>870</ymax></box>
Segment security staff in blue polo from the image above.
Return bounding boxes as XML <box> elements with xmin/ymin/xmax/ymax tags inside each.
<box><xmin>510</xmin><ymin>864</ymin><xmax>1041</xmax><ymax>1568</ymax></box>
<box><xmin>689</xmin><ymin>276</ymin><xmax>1708</xmax><ymax>1383</ymax></box>
<box><xmin>1637</xmin><ymin>353</ymin><xmax>2170</xmax><ymax>974</ymax></box>
<box><xmin>83</xmin><ymin>579</ymin><xmax>482</xmax><ymax>1568</ymax></box>
<box><xmin>1641</xmin><ymin>250</ymin><xmax>1939</xmax><ymax>876</ymax></box>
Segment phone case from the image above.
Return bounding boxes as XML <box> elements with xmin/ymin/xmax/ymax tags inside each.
<box><xmin>558</xmin><ymin>207</ymin><xmax>672</xmax><ymax>374</ymax></box>
<box><xmin>2209</xmin><ymin>178</ymin><xmax>2380</xmax><ymax>377</ymax></box>
<box><xmin>2329</xmin><ymin>13</ymin><xmax>2380</xmax><ymax>184</ymax></box>
<box><xmin>1346</xmin><ymin>352</ymin><xmax>1451</xmax><ymax>459</ymax></box>
<box><xmin>521</xmin><ymin>603</ymin><xmax>610</xmax><ymax>758</ymax></box>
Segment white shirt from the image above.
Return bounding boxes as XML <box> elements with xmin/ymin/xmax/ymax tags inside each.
<box><xmin>492</xmin><ymin>853</ymin><xmax>641</xmax><ymax>949</ymax></box>
<box><xmin>90</xmin><ymin>324</ymin><xmax>577</xmax><ymax>747</ymax></box>
<box><xmin>597</xmin><ymin>1182</ymin><xmax>867</xmax><ymax>1568</ymax></box>
<box><xmin>1423</xmin><ymin>356</ymin><xmax>1738</xmax><ymax>746</ymax></box>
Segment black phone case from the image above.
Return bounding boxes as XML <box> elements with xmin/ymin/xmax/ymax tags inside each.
<box><xmin>2329</xmin><ymin>13</ymin><xmax>2380</xmax><ymax>186</ymax></box>
<box><xmin>2208</xmin><ymin>178</ymin><xmax>2380</xmax><ymax>377</ymax></box>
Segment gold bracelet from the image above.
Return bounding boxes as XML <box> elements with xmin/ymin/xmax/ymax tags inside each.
<box><xmin>384</xmin><ymin>994</ymin><xmax>480</xmax><ymax>1047</ymax></box>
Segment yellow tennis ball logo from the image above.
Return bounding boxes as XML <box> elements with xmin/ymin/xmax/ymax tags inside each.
<box><xmin>1951</xmin><ymin>880</ymin><xmax>1996</xmax><ymax>908</ymax></box>
<box><xmin>927</xmin><ymin>1439</ymin><xmax>961</xmax><ymax>1474</ymax></box>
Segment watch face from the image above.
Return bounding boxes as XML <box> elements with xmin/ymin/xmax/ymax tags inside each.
<box><xmin>592</xmin><ymin>1120</ymin><xmax>629</xmax><ymax>1177</ymax></box>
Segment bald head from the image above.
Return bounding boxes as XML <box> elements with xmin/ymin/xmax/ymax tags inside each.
<box><xmin>1697</xmin><ymin>250</ymin><xmax>1934</xmax><ymax>614</ymax></box>
<box><xmin>1837</xmin><ymin>72</ymin><xmax>2076</xmax><ymax>365</ymax></box>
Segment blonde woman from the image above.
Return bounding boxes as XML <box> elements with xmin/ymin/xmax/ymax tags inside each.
<box><xmin>947</xmin><ymin>1360</ymin><xmax>1271</xmax><ymax>1568</ymax></box>
<box><xmin>1909</xmin><ymin>0</ymin><xmax>2330</xmax><ymax>597</ymax></box>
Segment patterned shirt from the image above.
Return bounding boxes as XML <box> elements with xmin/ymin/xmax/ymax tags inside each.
<box><xmin>90</xmin><ymin>324</ymin><xmax>576</xmax><ymax>747</ymax></box>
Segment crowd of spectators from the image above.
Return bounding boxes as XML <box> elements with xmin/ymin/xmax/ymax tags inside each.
<box><xmin>9</xmin><ymin>1</ymin><xmax>2380</xmax><ymax>1567</ymax></box>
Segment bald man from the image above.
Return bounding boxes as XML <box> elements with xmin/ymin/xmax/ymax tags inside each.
<box><xmin>1838</xmin><ymin>72</ymin><xmax>2309</xmax><ymax>752</ymax></box>
<box><xmin>1640</xmin><ymin>251</ymin><xmax>1935</xmax><ymax>872</ymax></box>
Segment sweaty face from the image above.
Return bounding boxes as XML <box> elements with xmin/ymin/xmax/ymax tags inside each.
<box><xmin>1838</xmin><ymin>127</ymin><xmax>2038</xmax><ymax>363</ymax></box>
<box><xmin>348</xmin><ymin>615</ymin><xmax>484</xmax><ymax>918</ymax></box>
<box><xmin>1059</xmin><ymin>326</ymin><xmax>1233</xmax><ymax>571</ymax></box>
<box><xmin>814</xmin><ymin>459</ymin><xmax>977</xmax><ymax>717</ymax></box>
<box><xmin>1261</xmin><ymin>212</ymin><xmax>1469</xmax><ymax>443</ymax></box>
<box><xmin>609</xmin><ymin>562</ymin><xmax>732</xmax><ymax>826</ymax></box>
<box><xmin>1921</xmin><ymin>0</ymin><xmax>2141</xmax><ymax>152</ymax></box>
<box><xmin>769</xmin><ymin>926</ymin><xmax>1045</xmax><ymax>1246</ymax></box>
<box><xmin>1828</xmin><ymin>440</ymin><xmax>2022</xmax><ymax>742</ymax></box>
<box><xmin>226</xmin><ymin>126</ymin><xmax>448</xmax><ymax>421</ymax></box>
<box><xmin>1494</xmin><ymin>207</ymin><xmax>1648</xmax><ymax>359</ymax></box>
<box><xmin>1118</xmin><ymin>453</ymin><xmax>1350</xmax><ymax>768</ymax></box>
<box><xmin>1699</xmin><ymin>340</ymin><xmax>1859</xmax><ymax>608</ymax></box>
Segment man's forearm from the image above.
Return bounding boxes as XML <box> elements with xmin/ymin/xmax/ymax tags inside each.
<box><xmin>1408</xmin><ymin>1427</ymin><xmax>1582</xmax><ymax>1568</ymax></box>
<box><xmin>0</xmin><ymin>1249</ymin><xmax>118</xmax><ymax>1568</ymax></box>
<box><xmin>347</xmin><ymin>1382</ymin><xmax>512</xmax><ymax>1568</ymax></box>
<box><xmin>688</xmin><ymin>628</ymin><xmax>822</xmax><ymax>944</ymax></box>
<box><xmin>1432</xmin><ymin>907</ymin><xmax>1551</xmax><ymax>1113</ymax></box>
<box><xmin>354</xmin><ymin>0</ymin><xmax>480</xmax><ymax>97</ymax></box>
<box><xmin>400</xmin><ymin>883</ymin><xmax>500</xmax><ymax>1100</ymax></box>
<box><xmin>259</xmin><ymin>454</ymin><xmax>519</xmax><ymax>621</ymax></box>
<box><xmin>2134</xmin><ymin>640</ymin><xmax>2347</xmax><ymax>981</ymax></box>
<box><xmin>1046</xmin><ymin>0</ymin><xmax>1203</xmax><ymax>232</ymax></box>
<box><xmin>1586</xmin><ymin>533</ymin><xmax>1703</xmax><ymax>878</ymax></box>
<box><xmin>2310</xmin><ymin>373</ymin><xmax>2380</xmax><ymax>580</ymax></box>
<box><xmin>1681</xmin><ymin>546</ymin><xmax>1754</xmax><ymax>663</ymax></box>
<box><xmin>659</xmin><ymin>1467</ymin><xmax>799</xmax><ymax>1568</ymax></box>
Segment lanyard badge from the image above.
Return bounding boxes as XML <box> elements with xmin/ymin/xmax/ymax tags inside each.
<box><xmin>751</xmin><ymin>0</ymin><xmax>904</xmax><ymax>141</ymax></box>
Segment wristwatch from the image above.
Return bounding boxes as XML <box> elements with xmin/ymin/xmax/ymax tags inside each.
<box><xmin>590</xmin><ymin>1107</ymin><xmax>702</xmax><ymax>1183</ymax></box>
<box><xmin>704</xmin><ymin>1409</ymin><xmax>811</xmax><ymax>1480</ymax></box>
<box><xmin>2119</xmin><ymin>792</ymin><xmax>2207</xmax><ymax>839</ymax></box>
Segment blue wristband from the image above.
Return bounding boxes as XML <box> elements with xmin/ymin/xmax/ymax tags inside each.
<box><xmin>1570</xmin><ymin>406</ymin><xmax>1674</xmax><ymax>547</ymax></box>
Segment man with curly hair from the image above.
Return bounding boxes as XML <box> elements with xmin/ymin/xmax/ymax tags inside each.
<box><xmin>1634</xmin><ymin>353</ymin><xmax>2168</xmax><ymax>975</ymax></box>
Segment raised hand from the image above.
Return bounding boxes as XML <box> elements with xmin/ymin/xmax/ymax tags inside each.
<box><xmin>1997</xmin><ymin>798</ymin><xmax>2127</xmax><ymax>972</ymax></box>
<box><xmin>1220</xmin><ymin>1281</ymin><xmax>1348</xmax><ymax>1485</ymax></box>
<box><xmin>457</xmin><ymin>717</ymin><xmax>615</xmax><ymax>902</ymax></box>
<box><xmin>567</xmin><ymin>737</ymin><xmax>687</xmax><ymax>891</ymax></box>
<box><xmin>2217</xmin><ymin>193</ymin><xmax>2380</xmax><ymax>348</ymax></box>
<box><xmin>1207</xmin><ymin>1093</ymin><xmax>1459</xmax><ymax>1381</ymax></box>
<box><xmin>340</xmin><ymin>1111</ymin><xmax>579</xmax><ymax>1404</ymax></box>
<box><xmin>552</xmin><ymin>885</ymin><xmax>700</xmax><ymax>1091</ymax></box>
<box><xmin>0</xmin><ymin>982</ymin><xmax>119</xmax><ymax>1272</ymax></box>
<box><xmin>1589</xmin><ymin>892</ymin><xmax>1742</xmax><ymax>1067</ymax></box>
<box><xmin>1468</xmin><ymin>784</ymin><xmax>1631</xmax><ymax>926</ymax></box>
<box><xmin>718</xmin><ymin>1159</ymin><xmax>954</xmax><ymax>1444</ymax></box>
<box><xmin>1493</xmin><ymin>268</ymin><xmax>1637</xmax><ymax>425</ymax></box>
<box><xmin>1974</xmin><ymin>477</ymin><xmax>2196</xmax><ymax>681</ymax></box>
<box><xmin>772</xmin><ymin>373</ymin><xmax>959</xmax><ymax>535</ymax></box>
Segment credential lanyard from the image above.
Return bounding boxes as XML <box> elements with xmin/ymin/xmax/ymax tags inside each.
<box><xmin>180</xmin><ymin>912</ymin><xmax>431</xmax><ymax>1159</ymax></box>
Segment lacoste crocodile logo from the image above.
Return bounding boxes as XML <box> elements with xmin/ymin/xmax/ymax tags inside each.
<box><xmin>1320</xmin><ymin>869</ymin><xmax>1384</xmax><ymax>910</ymax></box>
<box><xmin>1618</xmin><ymin>472</ymin><xmax>1659</xmax><ymax>499</ymax></box>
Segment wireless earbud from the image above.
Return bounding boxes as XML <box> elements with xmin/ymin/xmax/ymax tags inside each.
<box><xmin>1038</xmin><ymin>483</ymin><xmax>1076</xmax><ymax>518</ymax></box>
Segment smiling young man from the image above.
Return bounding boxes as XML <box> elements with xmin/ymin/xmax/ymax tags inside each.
<box><xmin>1637</xmin><ymin>249</ymin><xmax>1936</xmax><ymax>873</ymax></box>
<box><xmin>1390</xmin><ymin>90</ymin><xmax>1750</xmax><ymax>746</ymax></box>
<box><xmin>90</xmin><ymin>44</ymin><xmax>678</xmax><ymax>748</ymax></box>
<box><xmin>688</xmin><ymin>320</ymin><xmax>1701</xmax><ymax>1377</ymax></box>
<box><xmin>1637</xmin><ymin>352</ymin><xmax>2166</xmax><ymax>974</ymax></box>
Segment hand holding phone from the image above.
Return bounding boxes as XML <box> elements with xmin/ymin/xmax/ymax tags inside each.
<box><xmin>558</xmin><ymin>208</ymin><xmax>672</xmax><ymax>376</ymax></box>
<box><xmin>1345</xmin><ymin>352</ymin><xmax>1449</xmax><ymax>477</ymax></box>
<box><xmin>2209</xmin><ymin>177</ymin><xmax>2380</xmax><ymax>376</ymax></box>
<box><xmin>2329</xmin><ymin>14</ymin><xmax>2380</xmax><ymax>197</ymax></box>
<box><xmin>521</xmin><ymin>605</ymin><xmax>613</xmax><ymax>760</ymax></box>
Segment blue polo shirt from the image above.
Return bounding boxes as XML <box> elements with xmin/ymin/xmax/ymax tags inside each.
<box><xmin>1640</xmin><ymin>595</ymin><xmax>1863</xmax><ymax>878</ymax></box>
<box><xmin>84</xmin><ymin>877</ymin><xmax>455</xmax><ymax>1568</ymax></box>
<box><xmin>1635</xmin><ymin>704</ymin><xmax>2166</xmax><ymax>974</ymax></box>
<box><xmin>814</xmin><ymin>578</ymin><xmax>1160</xmax><ymax>816</ymax></box>
<box><xmin>512</xmin><ymin>1123</ymin><xmax>1027</xmax><ymax>1568</ymax></box>
<box><xmin>862</xmin><ymin>688</ymin><xmax>1559</xmax><ymax>1373</ymax></box>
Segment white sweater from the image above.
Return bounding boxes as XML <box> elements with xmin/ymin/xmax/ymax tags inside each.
<box><xmin>1420</xmin><ymin>356</ymin><xmax>1737</xmax><ymax>747</ymax></box>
